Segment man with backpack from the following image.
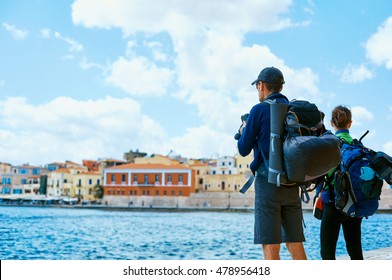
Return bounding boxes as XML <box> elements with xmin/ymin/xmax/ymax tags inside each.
<box><xmin>237</xmin><ymin>67</ymin><xmax>307</xmax><ymax>260</ymax></box>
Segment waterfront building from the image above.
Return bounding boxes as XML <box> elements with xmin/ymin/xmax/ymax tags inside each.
<box><xmin>0</xmin><ymin>164</ymin><xmax>49</xmax><ymax>195</ymax></box>
<box><xmin>20</xmin><ymin>175</ymin><xmax>41</xmax><ymax>194</ymax></box>
<box><xmin>134</xmin><ymin>154</ymin><xmax>180</xmax><ymax>166</ymax></box>
<box><xmin>186</xmin><ymin>159</ymin><xmax>209</xmax><ymax>193</ymax></box>
<box><xmin>47</xmin><ymin>168</ymin><xmax>73</xmax><ymax>197</ymax></box>
<box><xmin>210</xmin><ymin>156</ymin><xmax>237</xmax><ymax>175</ymax></box>
<box><xmin>82</xmin><ymin>160</ymin><xmax>100</xmax><ymax>172</ymax></box>
<box><xmin>46</xmin><ymin>165</ymin><xmax>87</xmax><ymax>197</ymax></box>
<box><xmin>103</xmin><ymin>163</ymin><xmax>195</xmax><ymax>206</ymax></box>
<box><xmin>201</xmin><ymin>154</ymin><xmax>253</xmax><ymax>192</ymax></box>
<box><xmin>45</xmin><ymin>162</ymin><xmax>66</xmax><ymax>172</ymax></box>
<box><xmin>123</xmin><ymin>149</ymin><xmax>147</xmax><ymax>163</ymax></box>
<box><xmin>97</xmin><ymin>158</ymin><xmax>127</xmax><ymax>173</ymax></box>
<box><xmin>0</xmin><ymin>162</ymin><xmax>12</xmax><ymax>194</ymax></box>
<box><xmin>72</xmin><ymin>171</ymin><xmax>103</xmax><ymax>201</ymax></box>
<box><xmin>235</xmin><ymin>152</ymin><xmax>253</xmax><ymax>175</ymax></box>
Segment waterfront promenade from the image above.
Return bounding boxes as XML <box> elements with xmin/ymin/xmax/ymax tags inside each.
<box><xmin>337</xmin><ymin>246</ymin><xmax>392</xmax><ymax>260</ymax></box>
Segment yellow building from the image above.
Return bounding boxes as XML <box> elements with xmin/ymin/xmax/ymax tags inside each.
<box><xmin>235</xmin><ymin>152</ymin><xmax>253</xmax><ymax>175</ymax></box>
<box><xmin>187</xmin><ymin>160</ymin><xmax>209</xmax><ymax>192</ymax></box>
<box><xmin>203</xmin><ymin>173</ymin><xmax>246</xmax><ymax>192</ymax></box>
<box><xmin>47</xmin><ymin>168</ymin><xmax>74</xmax><ymax>197</ymax></box>
<box><xmin>134</xmin><ymin>154</ymin><xmax>180</xmax><ymax>165</ymax></box>
<box><xmin>72</xmin><ymin>171</ymin><xmax>103</xmax><ymax>201</ymax></box>
<box><xmin>202</xmin><ymin>153</ymin><xmax>254</xmax><ymax>192</ymax></box>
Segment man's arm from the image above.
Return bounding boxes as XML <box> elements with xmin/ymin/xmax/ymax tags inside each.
<box><xmin>237</xmin><ymin>104</ymin><xmax>263</xmax><ymax>156</ymax></box>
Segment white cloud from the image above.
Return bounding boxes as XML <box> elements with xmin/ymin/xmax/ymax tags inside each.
<box><xmin>70</xmin><ymin>0</ymin><xmax>322</xmax><ymax>158</ymax></box>
<box><xmin>54</xmin><ymin>31</ymin><xmax>84</xmax><ymax>52</ymax></box>
<box><xmin>40</xmin><ymin>28</ymin><xmax>51</xmax><ymax>38</ymax></box>
<box><xmin>383</xmin><ymin>141</ymin><xmax>392</xmax><ymax>155</ymax></box>
<box><xmin>365</xmin><ymin>16</ymin><xmax>392</xmax><ymax>69</ymax></box>
<box><xmin>71</xmin><ymin>0</ymin><xmax>298</xmax><ymax>35</ymax></box>
<box><xmin>351</xmin><ymin>106</ymin><xmax>374</xmax><ymax>127</ymax></box>
<box><xmin>105</xmin><ymin>56</ymin><xmax>172</xmax><ymax>97</ymax></box>
<box><xmin>79</xmin><ymin>58</ymin><xmax>105</xmax><ymax>71</ymax></box>
<box><xmin>145</xmin><ymin>41</ymin><xmax>168</xmax><ymax>62</ymax></box>
<box><xmin>341</xmin><ymin>64</ymin><xmax>373</xmax><ymax>83</ymax></box>
<box><xmin>0</xmin><ymin>96</ymin><xmax>166</xmax><ymax>165</ymax></box>
<box><xmin>2</xmin><ymin>22</ymin><xmax>28</xmax><ymax>40</ymax></box>
<box><xmin>165</xmin><ymin>125</ymin><xmax>236</xmax><ymax>159</ymax></box>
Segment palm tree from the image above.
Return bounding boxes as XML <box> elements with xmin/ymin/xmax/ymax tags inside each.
<box><xmin>93</xmin><ymin>184</ymin><xmax>103</xmax><ymax>200</ymax></box>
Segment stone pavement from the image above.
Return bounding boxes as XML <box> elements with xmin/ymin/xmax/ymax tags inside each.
<box><xmin>336</xmin><ymin>246</ymin><xmax>392</xmax><ymax>260</ymax></box>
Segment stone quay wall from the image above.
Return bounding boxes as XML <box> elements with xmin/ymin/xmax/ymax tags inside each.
<box><xmin>103</xmin><ymin>183</ymin><xmax>392</xmax><ymax>211</ymax></box>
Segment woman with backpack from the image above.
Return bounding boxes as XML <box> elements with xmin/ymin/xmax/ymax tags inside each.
<box><xmin>319</xmin><ymin>105</ymin><xmax>364</xmax><ymax>260</ymax></box>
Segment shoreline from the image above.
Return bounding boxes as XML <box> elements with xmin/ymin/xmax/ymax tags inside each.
<box><xmin>1</xmin><ymin>203</ymin><xmax>392</xmax><ymax>214</ymax></box>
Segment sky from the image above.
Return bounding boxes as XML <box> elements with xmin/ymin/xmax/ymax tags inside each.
<box><xmin>0</xmin><ymin>0</ymin><xmax>392</xmax><ymax>166</ymax></box>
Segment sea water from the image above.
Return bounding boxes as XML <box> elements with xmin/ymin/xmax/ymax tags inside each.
<box><xmin>0</xmin><ymin>206</ymin><xmax>391</xmax><ymax>260</ymax></box>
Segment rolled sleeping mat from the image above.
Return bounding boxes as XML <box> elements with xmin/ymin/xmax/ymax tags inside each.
<box><xmin>283</xmin><ymin>131</ymin><xmax>341</xmax><ymax>182</ymax></box>
<box><xmin>370</xmin><ymin>151</ymin><xmax>392</xmax><ymax>185</ymax></box>
<box><xmin>268</xmin><ymin>102</ymin><xmax>290</xmax><ymax>186</ymax></box>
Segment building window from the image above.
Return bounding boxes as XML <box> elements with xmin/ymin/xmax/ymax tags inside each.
<box><xmin>222</xmin><ymin>171</ymin><xmax>225</xmax><ymax>175</ymax></box>
<box><xmin>179</xmin><ymin>191</ymin><xmax>182</xmax><ymax>196</ymax></box>
<box><xmin>78</xmin><ymin>179</ymin><xmax>82</xmax><ymax>186</ymax></box>
<box><xmin>229</xmin><ymin>170</ymin><xmax>232</xmax><ymax>175</ymax></box>
<box><xmin>164</xmin><ymin>190</ymin><xmax>167</xmax><ymax>196</ymax></box>
<box><xmin>222</xmin><ymin>162</ymin><xmax>225</xmax><ymax>166</ymax></box>
<box><xmin>88</xmin><ymin>179</ymin><xmax>92</xmax><ymax>185</ymax></box>
<box><xmin>179</xmin><ymin>174</ymin><xmax>183</xmax><ymax>183</ymax></box>
<box><xmin>129</xmin><ymin>190</ymin><xmax>132</xmax><ymax>195</ymax></box>
<box><xmin>156</xmin><ymin>190</ymin><xmax>159</xmax><ymax>196</ymax></box>
<box><xmin>97</xmin><ymin>179</ymin><xmax>100</xmax><ymax>185</ymax></box>
<box><xmin>20</xmin><ymin>169</ymin><xmax>28</xmax><ymax>175</ymax></box>
<box><xmin>171</xmin><ymin>190</ymin><xmax>175</xmax><ymax>196</ymax></box>
<box><xmin>111</xmin><ymin>174</ymin><xmax>115</xmax><ymax>182</ymax></box>
<box><xmin>239</xmin><ymin>164</ymin><xmax>242</xmax><ymax>168</ymax></box>
<box><xmin>168</xmin><ymin>175</ymin><xmax>172</xmax><ymax>182</ymax></box>
<box><xmin>122</xmin><ymin>174</ymin><xmax>126</xmax><ymax>182</ymax></box>
<box><xmin>147</xmin><ymin>190</ymin><xmax>150</xmax><ymax>195</ymax></box>
<box><xmin>108</xmin><ymin>190</ymin><xmax>111</xmax><ymax>195</ymax></box>
<box><xmin>155</xmin><ymin>174</ymin><xmax>159</xmax><ymax>182</ymax></box>
<box><xmin>144</xmin><ymin>175</ymin><xmax>148</xmax><ymax>184</ymax></box>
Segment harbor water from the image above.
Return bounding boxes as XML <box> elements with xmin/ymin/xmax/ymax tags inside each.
<box><xmin>1</xmin><ymin>206</ymin><xmax>391</xmax><ymax>260</ymax></box>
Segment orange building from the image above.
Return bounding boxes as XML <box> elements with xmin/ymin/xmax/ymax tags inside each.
<box><xmin>103</xmin><ymin>163</ymin><xmax>195</xmax><ymax>197</ymax></box>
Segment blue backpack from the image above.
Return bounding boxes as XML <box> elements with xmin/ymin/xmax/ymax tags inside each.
<box><xmin>333</xmin><ymin>133</ymin><xmax>383</xmax><ymax>218</ymax></box>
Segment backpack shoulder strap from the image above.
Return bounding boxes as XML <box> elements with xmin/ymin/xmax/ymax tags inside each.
<box><xmin>262</xmin><ymin>98</ymin><xmax>276</xmax><ymax>105</ymax></box>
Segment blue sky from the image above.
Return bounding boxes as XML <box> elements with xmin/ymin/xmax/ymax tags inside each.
<box><xmin>1</xmin><ymin>0</ymin><xmax>392</xmax><ymax>166</ymax></box>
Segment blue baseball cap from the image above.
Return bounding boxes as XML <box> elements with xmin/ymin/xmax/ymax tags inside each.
<box><xmin>251</xmin><ymin>67</ymin><xmax>285</xmax><ymax>85</ymax></box>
